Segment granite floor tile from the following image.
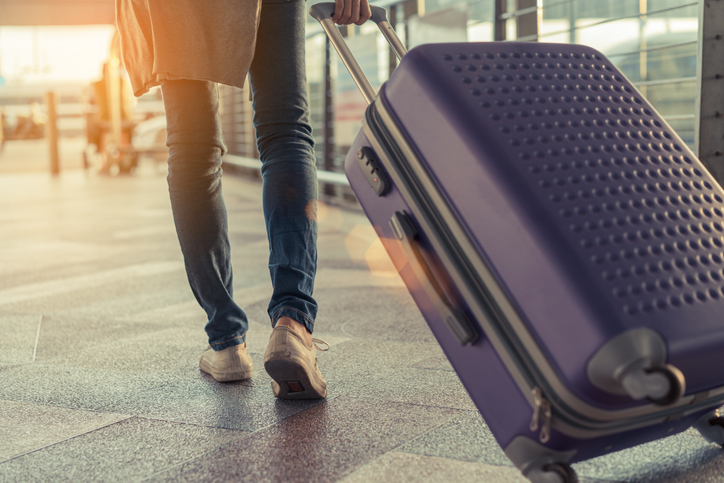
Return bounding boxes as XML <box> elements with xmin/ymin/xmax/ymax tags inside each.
<box><xmin>308</xmin><ymin>286</ymin><xmax>436</xmax><ymax>344</ymax></box>
<box><xmin>339</xmin><ymin>451</ymin><xmax>616</xmax><ymax>483</ymax></box>
<box><xmin>313</xmin><ymin>267</ymin><xmax>406</xmax><ymax>292</ymax></box>
<box><xmin>0</xmin><ymin>312</ymin><xmax>41</xmax><ymax>366</ymax></box>
<box><xmin>572</xmin><ymin>427</ymin><xmax>724</xmax><ymax>483</ymax></box>
<box><xmin>42</xmin><ymin>322</ymin><xmax>349</xmax><ymax>376</ymax></box>
<box><xmin>91</xmin><ymin>353</ymin><xmax>325</xmax><ymax>432</ymax></box>
<box><xmin>317</xmin><ymin>233</ymin><xmax>372</xmax><ymax>265</ymax></box>
<box><xmin>0</xmin><ymin>266</ymin><xmax>192</xmax><ymax>320</ymax></box>
<box><xmin>115</xmin><ymin>300</ymin><xmax>206</xmax><ymax>326</ymax></box>
<box><xmin>31</xmin><ymin>314</ymin><xmax>174</xmax><ymax>362</ymax></box>
<box><xmin>226</xmin><ymin>211</ymin><xmax>267</xmax><ymax>238</ymax></box>
<box><xmin>144</xmin><ymin>397</ymin><xmax>463</xmax><ymax>483</ymax></box>
<box><xmin>227</xmin><ymin>246</ymin><xmax>283</xmax><ymax>287</ymax></box>
<box><xmin>401</xmin><ymin>407</ymin><xmax>724</xmax><ymax>482</ymax></box>
<box><xmin>5</xmin><ymin>166</ymin><xmax>724</xmax><ymax>483</ymax></box>
<box><xmin>346</xmin><ymin>367</ymin><xmax>477</xmax><ymax>411</ymax></box>
<box><xmin>43</xmin><ymin>327</ymin><xmax>209</xmax><ymax>375</ymax></box>
<box><xmin>398</xmin><ymin>410</ymin><xmax>512</xmax><ymax>467</ymax></box>
<box><xmin>0</xmin><ymin>354</ymin><xmax>316</xmax><ymax>432</ymax></box>
<box><xmin>228</xmin><ymin>231</ymin><xmax>268</xmax><ymax>247</ymax></box>
<box><xmin>0</xmin><ymin>261</ymin><xmax>184</xmax><ymax>307</ymax></box>
<box><xmin>73</xmin><ymin>335</ymin><xmax>437</xmax><ymax>418</ymax></box>
<box><xmin>625</xmin><ymin>452</ymin><xmax>724</xmax><ymax>483</ymax></box>
<box><xmin>0</xmin><ymin>240</ymin><xmax>128</xmax><ymax>290</ymax></box>
<box><xmin>408</xmin><ymin>349</ymin><xmax>453</xmax><ymax>371</ymax></box>
<box><xmin>2</xmin><ymin>334</ymin><xmax>335</xmax><ymax>433</ymax></box>
<box><xmin>0</xmin><ymin>400</ymin><xmax>130</xmax><ymax>462</ymax></box>
<box><xmin>42</xmin><ymin>275</ymin><xmax>191</xmax><ymax>319</ymax></box>
<box><xmin>117</xmin><ymin>281</ymin><xmax>274</xmax><ymax>331</ymax></box>
<box><xmin>312</xmin><ymin>339</ymin><xmax>440</xmax><ymax>397</ymax></box>
<box><xmin>0</xmin><ymin>416</ymin><xmax>248</xmax><ymax>482</ymax></box>
<box><xmin>0</xmin><ymin>363</ymin><xmax>176</xmax><ymax>412</ymax></box>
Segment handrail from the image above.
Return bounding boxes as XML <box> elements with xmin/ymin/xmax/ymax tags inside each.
<box><xmin>606</xmin><ymin>40</ymin><xmax>698</xmax><ymax>60</ymax></box>
<box><xmin>663</xmin><ymin>114</ymin><xmax>696</xmax><ymax>121</ymax></box>
<box><xmin>223</xmin><ymin>154</ymin><xmax>350</xmax><ymax>187</ymax></box>
<box><xmin>535</xmin><ymin>2</ymin><xmax>698</xmax><ymax>38</ymax></box>
<box><xmin>635</xmin><ymin>76</ymin><xmax>697</xmax><ymax>88</ymax></box>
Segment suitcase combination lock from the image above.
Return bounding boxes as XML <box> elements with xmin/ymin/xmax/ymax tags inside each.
<box><xmin>356</xmin><ymin>147</ymin><xmax>390</xmax><ymax>196</ymax></box>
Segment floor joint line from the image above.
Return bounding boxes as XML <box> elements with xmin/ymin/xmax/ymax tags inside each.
<box><xmin>31</xmin><ymin>314</ymin><xmax>42</xmax><ymax>363</ymax></box>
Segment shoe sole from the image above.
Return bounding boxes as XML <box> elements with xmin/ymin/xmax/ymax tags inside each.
<box><xmin>264</xmin><ymin>358</ymin><xmax>327</xmax><ymax>400</ymax></box>
<box><xmin>199</xmin><ymin>358</ymin><xmax>252</xmax><ymax>382</ymax></box>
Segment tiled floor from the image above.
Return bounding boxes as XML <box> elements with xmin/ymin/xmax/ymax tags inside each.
<box><xmin>1</xmin><ymin>158</ymin><xmax>723</xmax><ymax>482</ymax></box>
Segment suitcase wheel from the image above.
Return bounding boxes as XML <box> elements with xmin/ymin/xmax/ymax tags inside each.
<box><xmin>527</xmin><ymin>462</ymin><xmax>578</xmax><ymax>483</ymax></box>
<box><xmin>694</xmin><ymin>409</ymin><xmax>724</xmax><ymax>447</ymax></box>
<box><xmin>506</xmin><ymin>436</ymin><xmax>578</xmax><ymax>483</ymax></box>
<box><xmin>587</xmin><ymin>329</ymin><xmax>686</xmax><ymax>405</ymax></box>
<box><xmin>643</xmin><ymin>364</ymin><xmax>686</xmax><ymax>406</ymax></box>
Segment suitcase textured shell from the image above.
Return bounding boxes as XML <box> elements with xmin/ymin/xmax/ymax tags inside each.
<box><xmin>381</xmin><ymin>42</ymin><xmax>724</xmax><ymax>401</ymax></box>
<box><xmin>344</xmin><ymin>40</ymin><xmax>724</xmax><ymax>474</ymax></box>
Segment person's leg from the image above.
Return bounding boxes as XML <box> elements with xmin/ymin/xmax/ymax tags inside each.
<box><xmin>162</xmin><ymin>79</ymin><xmax>250</xmax><ymax>354</ymax></box>
<box><xmin>248</xmin><ymin>0</ymin><xmax>319</xmax><ymax>336</ymax></box>
<box><xmin>250</xmin><ymin>0</ymin><xmax>326</xmax><ymax>399</ymax></box>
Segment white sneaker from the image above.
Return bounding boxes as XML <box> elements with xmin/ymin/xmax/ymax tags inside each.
<box><xmin>199</xmin><ymin>343</ymin><xmax>253</xmax><ymax>382</ymax></box>
<box><xmin>263</xmin><ymin>326</ymin><xmax>329</xmax><ymax>399</ymax></box>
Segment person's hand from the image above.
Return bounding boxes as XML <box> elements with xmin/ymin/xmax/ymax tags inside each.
<box><xmin>332</xmin><ymin>0</ymin><xmax>372</xmax><ymax>26</ymax></box>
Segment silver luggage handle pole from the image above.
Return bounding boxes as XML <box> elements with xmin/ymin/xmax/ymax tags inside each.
<box><xmin>310</xmin><ymin>2</ymin><xmax>408</xmax><ymax>105</ymax></box>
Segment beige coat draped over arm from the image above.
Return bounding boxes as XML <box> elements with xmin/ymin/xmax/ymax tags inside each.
<box><xmin>116</xmin><ymin>0</ymin><xmax>262</xmax><ymax>97</ymax></box>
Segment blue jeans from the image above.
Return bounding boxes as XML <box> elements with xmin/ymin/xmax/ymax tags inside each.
<box><xmin>161</xmin><ymin>0</ymin><xmax>318</xmax><ymax>351</ymax></box>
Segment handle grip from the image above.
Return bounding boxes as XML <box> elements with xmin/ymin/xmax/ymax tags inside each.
<box><xmin>309</xmin><ymin>2</ymin><xmax>407</xmax><ymax>105</ymax></box>
<box><xmin>309</xmin><ymin>3</ymin><xmax>388</xmax><ymax>23</ymax></box>
<box><xmin>390</xmin><ymin>212</ymin><xmax>480</xmax><ymax>346</ymax></box>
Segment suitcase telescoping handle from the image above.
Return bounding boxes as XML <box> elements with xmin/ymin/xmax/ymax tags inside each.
<box><xmin>391</xmin><ymin>212</ymin><xmax>480</xmax><ymax>346</ymax></box>
<box><xmin>309</xmin><ymin>3</ymin><xmax>407</xmax><ymax>105</ymax></box>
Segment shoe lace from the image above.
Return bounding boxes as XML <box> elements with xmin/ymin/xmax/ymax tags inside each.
<box><xmin>312</xmin><ymin>338</ymin><xmax>330</xmax><ymax>352</ymax></box>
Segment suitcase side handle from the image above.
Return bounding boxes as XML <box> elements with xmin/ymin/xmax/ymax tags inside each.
<box><xmin>390</xmin><ymin>211</ymin><xmax>480</xmax><ymax>346</ymax></box>
<box><xmin>309</xmin><ymin>2</ymin><xmax>407</xmax><ymax>105</ymax></box>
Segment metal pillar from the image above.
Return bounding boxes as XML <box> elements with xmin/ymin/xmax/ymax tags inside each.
<box><xmin>403</xmin><ymin>0</ymin><xmax>423</xmax><ymax>47</ymax></box>
<box><xmin>45</xmin><ymin>91</ymin><xmax>59</xmax><ymax>175</ymax></box>
<box><xmin>494</xmin><ymin>0</ymin><xmax>507</xmax><ymax>41</ymax></box>
<box><xmin>107</xmin><ymin>31</ymin><xmax>122</xmax><ymax>152</ymax></box>
<box><xmin>638</xmin><ymin>0</ymin><xmax>649</xmax><ymax>100</ymax></box>
<box><xmin>568</xmin><ymin>0</ymin><xmax>575</xmax><ymax>44</ymax></box>
<box><xmin>323</xmin><ymin>37</ymin><xmax>336</xmax><ymax>196</ymax></box>
<box><xmin>516</xmin><ymin>0</ymin><xmax>538</xmax><ymax>41</ymax></box>
<box><xmin>695</xmin><ymin>0</ymin><xmax>724</xmax><ymax>184</ymax></box>
<box><xmin>403</xmin><ymin>0</ymin><xmax>424</xmax><ymax>19</ymax></box>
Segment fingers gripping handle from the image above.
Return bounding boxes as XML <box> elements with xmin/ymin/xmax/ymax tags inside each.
<box><xmin>309</xmin><ymin>3</ymin><xmax>407</xmax><ymax>59</ymax></box>
<box><xmin>309</xmin><ymin>3</ymin><xmax>385</xmax><ymax>22</ymax></box>
<box><xmin>309</xmin><ymin>2</ymin><xmax>407</xmax><ymax>105</ymax></box>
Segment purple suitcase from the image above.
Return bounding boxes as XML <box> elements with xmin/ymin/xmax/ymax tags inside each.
<box><xmin>311</xmin><ymin>4</ymin><xmax>724</xmax><ymax>482</ymax></box>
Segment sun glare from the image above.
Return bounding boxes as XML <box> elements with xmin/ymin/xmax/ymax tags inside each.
<box><xmin>0</xmin><ymin>25</ymin><xmax>117</xmax><ymax>84</ymax></box>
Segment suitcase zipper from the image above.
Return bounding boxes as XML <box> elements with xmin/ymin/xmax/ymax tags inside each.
<box><xmin>530</xmin><ymin>388</ymin><xmax>553</xmax><ymax>443</ymax></box>
<box><xmin>363</xmin><ymin>98</ymin><xmax>724</xmax><ymax>439</ymax></box>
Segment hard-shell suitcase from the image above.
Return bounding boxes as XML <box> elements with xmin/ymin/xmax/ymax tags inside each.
<box><xmin>310</xmin><ymin>4</ymin><xmax>724</xmax><ymax>481</ymax></box>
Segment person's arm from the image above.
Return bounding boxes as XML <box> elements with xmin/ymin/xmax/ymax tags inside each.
<box><xmin>332</xmin><ymin>0</ymin><xmax>372</xmax><ymax>25</ymax></box>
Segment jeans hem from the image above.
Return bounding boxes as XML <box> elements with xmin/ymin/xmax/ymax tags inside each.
<box><xmin>272</xmin><ymin>307</ymin><xmax>315</xmax><ymax>335</ymax></box>
<box><xmin>209</xmin><ymin>333</ymin><xmax>247</xmax><ymax>351</ymax></box>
